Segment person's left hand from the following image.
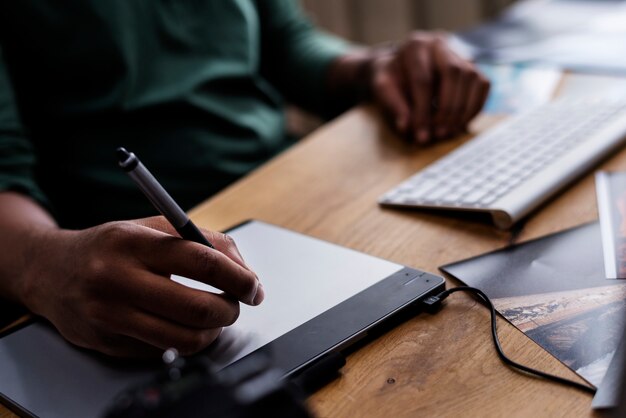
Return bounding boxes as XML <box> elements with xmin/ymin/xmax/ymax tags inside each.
<box><xmin>367</xmin><ymin>32</ymin><xmax>490</xmax><ymax>144</ymax></box>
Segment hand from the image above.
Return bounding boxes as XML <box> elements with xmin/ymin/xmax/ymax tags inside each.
<box><xmin>369</xmin><ymin>32</ymin><xmax>490</xmax><ymax>144</ymax></box>
<box><xmin>19</xmin><ymin>216</ymin><xmax>263</xmax><ymax>357</ymax></box>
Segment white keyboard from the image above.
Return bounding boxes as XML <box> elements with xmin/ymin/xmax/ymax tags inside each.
<box><xmin>379</xmin><ymin>100</ymin><xmax>626</xmax><ymax>229</ymax></box>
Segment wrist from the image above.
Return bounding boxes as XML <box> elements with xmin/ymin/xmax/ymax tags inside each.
<box><xmin>327</xmin><ymin>45</ymin><xmax>396</xmax><ymax>111</ymax></box>
<box><xmin>17</xmin><ymin>226</ymin><xmax>75</xmax><ymax>313</ymax></box>
<box><xmin>0</xmin><ymin>192</ymin><xmax>64</xmax><ymax>313</ymax></box>
<box><xmin>343</xmin><ymin>50</ymin><xmax>376</xmax><ymax>101</ymax></box>
<box><xmin>327</xmin><ymin>49</ymin><xmax>373</xmax><ymax>112</ymax></box>
<box><xmin>356</xmin><ymin>43</ymin><xmax>399</xmax><ymax>100</ymax></box>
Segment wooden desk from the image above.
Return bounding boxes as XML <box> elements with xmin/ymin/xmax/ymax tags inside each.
<box><xmin>188</xmin><ymin>80</ymin><xmax>626</xmax><ymax>417</ymax></box>
<box><xmin>2</xmin><ymin>74</ymin><xmax>623</xmax><ymax>417</ymax></box>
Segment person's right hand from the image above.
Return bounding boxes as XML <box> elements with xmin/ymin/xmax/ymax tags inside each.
<box><xmin>369</xmin><ymin>32</ymin><xmax>490</xmax><ymax>144</ymax></box>
<box><xmin>19</xmin><ymin>216</ymin><xmax>263</xmax><ymax>357</ymax></box>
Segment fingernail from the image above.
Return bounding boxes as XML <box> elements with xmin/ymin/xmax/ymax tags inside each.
<box><xmin>417</xmin><ymin>129</ymin><xmax>430</xmax><ymax>144</ymax></box>
<box><xmin>252</xmin><ymin>282</ymin><xmax>265</xmax><ymax>306</ymax></box>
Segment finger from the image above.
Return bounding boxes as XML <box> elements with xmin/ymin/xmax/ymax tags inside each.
<box><xmin>47</xmin><ymin>314</ymin><xmax>149</xmax><ymax>358</ymax></box>
<box><xmin>458</xmin><ymin>72</ymin><xmax>482</xmax><ymax>130</ymax></box>
<box><xmin>133</xmin><ymin>215</ymin><xmax>181</xmax><ymax>236</ymax></box>
<box><xmin>50</xmin><ymin>322</ymin><xmax>159</xmax><ymax>359</ymax></box>
<box><xmin>110</xmin><ymin>308</ymin><xmax>223</xmax><ymax>355</ymax></box>
<box><xmin>120</xmin><ymin>219</ymin><xmax>262</xmax><ymax>305</ymax></box>
<box><xmin>122</xmin><ymin>269</ymin><xmax>241</xmax><ymax>328</ymax></box>
<box><xmin>463</xmin><ymin>73</ymin><xmax>491</xmax><ymax>125</ymax></box>
<box><xmin>454</xmin><ymin>63</ymin><xmax>490</xmax><ymax>132</ymax></box>
<box><xmin>133</xmin><ymin>216</ymin><xmax>252</xmax><ymax>271</ymax></box>
<box><xmin>133</xmin><ymin>232</ymin><xmax>262</xmax><ymax>305</ymax></box>
<box><xmin>402</xmin><ymin>36</ymin><xmax>435</xmax><ymax>144</ymax></box>
<box><xmin>85</xmin><ymin>332</ymin><xmax>163</xmax><ymax>358</ymax></box>
<box><xmin>371</xmin><ymin>58</ymin><xmax>411</xmax><ymax>134</ymax></box>
<box><xmin>200</xmin><ymin>230</ymin><xmax>251</xmax><ymax>271</ymax></box>
<box><xmin>431</xmin><ymin>40</ymin><xmax>464</xmax><ymax>139</ymax></box>
<box><xmin>446</xmin><ymin>63</ymin><xmax>471</xmax><ymax>137</ymax></box>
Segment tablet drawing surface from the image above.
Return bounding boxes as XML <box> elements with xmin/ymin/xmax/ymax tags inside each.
<box><xmin>0</xmin><ymin>220</ymin><xmax>444</xmax><ymax>418</ymax></box>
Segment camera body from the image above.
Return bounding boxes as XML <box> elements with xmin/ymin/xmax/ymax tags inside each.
<box><xmin>103</xmin><ymin>350</ymin><xmax>312</xmax><ymax>418</ymax></box>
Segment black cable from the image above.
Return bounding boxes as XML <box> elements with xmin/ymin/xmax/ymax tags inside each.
<box><xmin>422</xmin><ymin>286</ymin><xmax>596</xmax><ymax>395</ymax></box>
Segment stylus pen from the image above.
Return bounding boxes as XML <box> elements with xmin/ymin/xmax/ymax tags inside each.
<box><xmin>116</xmin><ymin>147</ymin><xmax>215</xmax><ymax>249</ymax></box>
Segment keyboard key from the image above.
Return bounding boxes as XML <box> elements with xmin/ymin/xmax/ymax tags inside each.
<box><xmin>460</xmin><ymin>188</ymin><xmax>491</xmax><ymax>205</ymax></box>
<box><xmin>405</xmin><ymin>180</ymin><xmax>440</xmax><ymax>199</ymax></box>
<box><xmin>423</xmin><ymin>186</ymin><xmax>453</xmax><ymax>202</ymax></box>
<box><xmin>479</xmin><ymin>194</ymin><xmax>499</xmax><ymax>206</ymax></box>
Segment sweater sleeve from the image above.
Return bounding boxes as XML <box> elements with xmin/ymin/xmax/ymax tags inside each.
<box><xmin>0</xmin><ymin>47</ymin><xmax>49</xmax><ymax>209</ymax></box>
<box><xmin>255</xmin><ymin>0</ymin><xmax>352</xmax><ymax>116</ymax></box>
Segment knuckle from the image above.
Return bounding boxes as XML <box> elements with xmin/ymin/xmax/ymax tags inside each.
<box><xmin>371</xmin><ymin>55</ymin><xmax>392</xmax><ymax>72</ymax></box>
<box><xmin>95</xmin><ymin>222</ymin><xmax>137</xmax><ymax>251</ymax></box>
<box><xmin>373</xmin><ymin>71</ymin><xmax>392</xmax><ymax>91</ymax></box>
<box><xmin>223</xmin><ymin>233</ymin><xmax>235</xmax><ymax>243</ymax></box>
<box><xmin>408</xmin><ymin>32</ymin><xmax>432</xmax><ymax>45</ymax></box>
<box><xmin>186</xmin><ymin>298</ymin><xmax>216</xmax><ymax>326</ymax></box>
<box><xmin>99</xmin><ymin>222</ymin><xmax>132</xmax><ymax>241</ymax></box>
<box><xmin>222</xmin><ymin>233</ymin><xmax>237</xmax><ymax>249</ymax></box>
<box><xmin>225</xmin><ymin>301</ymin><xmax>240</xmax><ymax>326</ymax></box>
<box><xmin>406</xmin><ymin>38</ymin><xmax>428</xmax><ymax>53</ymax></box>
<box><xmin>85</xmin><ymin>255</ymin><xmax>108</xmax><ymax>280</ymax></box>
<box><xmin>408</xmin><ymin>36</ymin><xmax>426</xmax><ymax>47</ymax></box>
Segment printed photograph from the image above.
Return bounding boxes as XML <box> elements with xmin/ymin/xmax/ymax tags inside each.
<box><xmin>493</xmin><ymin>284</ymin><xmax>626</xmax><ymax>385</ymax></box>
<box><xmin>596</xmin><ymin>171</ymin><xmax>626</xmax><ymax>278</ymax></box>
<box><xmin>441</xmin><ymin>222</ymin><xmax>626</xmax><ymax>386</ymax></box>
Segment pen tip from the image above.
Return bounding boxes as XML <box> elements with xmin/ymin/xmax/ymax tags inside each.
<box><xmin>116</xmin><ymin>147</ymin><xmax>130</xmax><ymax>163</ymax></box>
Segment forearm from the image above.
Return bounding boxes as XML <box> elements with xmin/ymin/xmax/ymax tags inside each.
<box><xmin>0</xmin><ymin>191</ymin><xmax>59</xmax><ymax>304</ymax></box>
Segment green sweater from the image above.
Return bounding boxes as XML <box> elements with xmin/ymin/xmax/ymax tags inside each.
<box><xmin>0</xmin><ymin>0</ymin><xmax>348</xmax><ymax>228</ymax></box>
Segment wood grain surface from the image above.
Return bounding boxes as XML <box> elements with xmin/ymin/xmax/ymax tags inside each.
<box><xmin>2</xmin><ymin>76</ymin><xmax>622</xmax><ymax>417</ymax></box>
<box><xmin>187</xmin><ymin>102</ymin><xmax>619</xmax><ymax>417</ymax></box>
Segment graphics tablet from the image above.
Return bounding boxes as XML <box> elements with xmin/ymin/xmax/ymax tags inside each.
<box><xmin>0</xmin><ymin>220</ymin><xmax>444</xmax><ymax>418</ymax></box>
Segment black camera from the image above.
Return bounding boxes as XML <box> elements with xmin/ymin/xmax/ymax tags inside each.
<box><xmin>103</xmin><ymin>349</ymin><xmax>313</xmax><ymax>418</ymax></box>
